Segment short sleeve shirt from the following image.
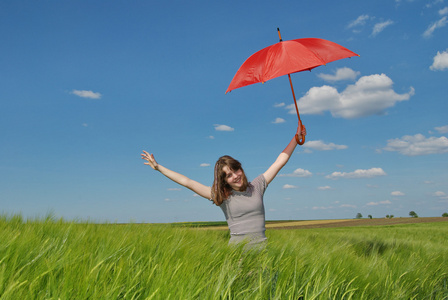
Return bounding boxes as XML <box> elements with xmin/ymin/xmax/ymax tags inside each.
<box><xmin>218</xmin><ymin>174</ymin><xmax>267</xmax><ymax>235</ymax></box>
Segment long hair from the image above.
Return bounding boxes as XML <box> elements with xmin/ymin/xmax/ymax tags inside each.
<box><xmin>211</xmin><ymin>155</ymin><xmax>248</xmax><ymax>206</ymax></box>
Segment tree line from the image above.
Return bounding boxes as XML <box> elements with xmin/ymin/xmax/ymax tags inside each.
<box><xmin>355</xmin><ymin>211</ymin><xmax>448</xmax><ymax>219</ymax></box>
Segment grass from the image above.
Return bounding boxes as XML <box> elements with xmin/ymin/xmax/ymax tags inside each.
<box><xmin>0</xmin><ymin>214</ymin><xmax>447</xmax><ymax>299</ymax></box>
<box><xmin>167</xmin><ymin>219</ymin><xmax>303</xmax><ymax>228</ymax></box>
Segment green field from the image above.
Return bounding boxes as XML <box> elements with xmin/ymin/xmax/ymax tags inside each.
<box><xmin>1</xmin><ymin>214</ymin><xmax>447</xmax><ymax>299</ymax></box>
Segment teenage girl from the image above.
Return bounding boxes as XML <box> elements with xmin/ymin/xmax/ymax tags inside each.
<box><xmin>141</xmin><ymin>126</ymin><xmax>306</xmax><ymax>247</ymax></box>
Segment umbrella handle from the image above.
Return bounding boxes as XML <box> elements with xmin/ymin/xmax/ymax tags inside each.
<box><xmin>295</xmin><ymin>133</ymin><xmax>305</xmax><ymax>145</ymax></box>
<box><xmin>295</xmin><ymin>121</ymin><xmax>305</xmax><ymax>145</ymax></box>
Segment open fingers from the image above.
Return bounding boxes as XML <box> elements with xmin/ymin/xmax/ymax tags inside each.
<box><xmin>141</xmin><ymin>150</ymin><xmax>153</xmax><ymax>161</ymax></box>
<box><xmin>141</xmin><ymin>150</ymin><xmax>151</xmax><ymax>158</ymax></box>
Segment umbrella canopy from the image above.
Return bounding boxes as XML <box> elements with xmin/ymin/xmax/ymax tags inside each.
<box><xmin>226</xmin><ymin>29</ymin><xmax>359</xmax><ymax>145</ymax></box>
<box><xmin>226</xmin><ymin>37</ymin><xmax>359</xmax><ymax>93</ymax></box>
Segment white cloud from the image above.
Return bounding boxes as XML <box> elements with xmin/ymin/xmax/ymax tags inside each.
<box><xmin>366</xmin><ymin>200</ymin><xmax>392</xmax><ymax>206</ymax></box>
<box><xmin>433</xmin><ymin>191</ymin><xmax>446</xmax><ymax>197</ymax></box>
<box><xmin>318</xmin><ymin>67</ymin><xmax>360</xmax><ymax>82</ymax></box>
<box><xmin>200</xmin><ymin>163</ymin><xmax>210</xmax><ymax>167</ymax></box>
<box><xmin>312</xmin><ymin>206</ymin><xmax>334</xmax><ymax>210</ymax></box>
<box><xmin>440</xmin><ymin>7</ymin><xmax>448</xmax><ymax>15</ymax></box>
<box><xmin>347</xmin><ymin>15</ymin><xmax>370</xmax><ymax>29</ymax></box>
<box><xmin>430</xmin><ymin>49</ymin><xmax>448</xmax><ymax>71</ymax></box>
<box><xmin>372</xmin><ymin>20</ymin><xmax>394</xmax><ymax>36</ymax></box>
<box><xmin>423</xmin><ymin>16</ymin><xmax>447</xmax><ymax>38</ymax></box>
<box><xmin>435</xmin><ymin>125</ymin><xmax>448</xmax><ymax>133</ymax></box>
<box><xmin>283</xmin><ymin>184</ymin><xmax>298</xmax><ymax>189</ymax></box>
<box><xmin>391</xmin><ymin>191</ymin><xmax>405</xmax><ymax>196</ymax></box>
<box><xmin>425</xmin><ymin>0</ymin><xmax>444</xmax><ymax>9</ymax></box>
<box><xmin>274</xmin><ymin>102</ymin><xmax>285</xmax><ymax>108</ymax></box>
<box><xmin>383</xmin><ymin>134</ymin><xmax>448</xmax><ymax>156</ymax></box>
<box><xmin>318</xmin><ymin>186</ymin><xmax>332</xmax><ymax>190</ymax></box>
<box><xmin>71</xmin><ymin>89</ymin><xmax>102</xmax><ymax>99</ymax></box>
<box><xmin>326</xmin><ymin>168</ymin><xmax>387</xmax><ymax>179</ymax></box>
<box><xmin>288</xmin><ymin>74</ymin><xmax>414</xmax><ymax>119</ymax></box>
<box><xmin>214</xmin><ymin>124</ymin><xmax>234</xmax><ymax>131</ymax></box>
<box><xmin>288</xmin><ymin>85</ymin><xmax>339</xmax><ymax>115</ymax></box>
<box><xmin>303</xmin><ymin>140</ymin><xmax>348</xmax><ymax>151</ymax></box>
<box><xmin>272</xmin><ymin>117</ymin><xmax>285</xmax><ymax>124</ymax></box>
<box><xmin>280</xmin><ymin>168</ymin><xmax>312</xmax><ymax>177</ymax></box>
<box><xmin>433</xmin><ymin>191</ymin><xmax>448</xmax><ymax>202</ymax></box>
<box><xmin>340</xmin><ymin>204</ymin><xmax>357</xmax><ymax>208</ymax></box>
<box><xmin>347</xmin><ymin>15</ymin><xmax>394</xmax><ymax>36</ymax></box>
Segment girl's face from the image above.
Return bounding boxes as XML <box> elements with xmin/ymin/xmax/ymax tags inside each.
<box><xmin>222</xmin><ymin>166</ymin><xmax>245</xmax><ymax>191</ymax></box>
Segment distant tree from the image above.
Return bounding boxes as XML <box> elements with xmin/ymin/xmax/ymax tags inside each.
<box><xmin>386</xmin><ymin>215</ymin><xmax>390</xmax><ymax>219</ymax></box>
<box><xmin>409</xmin><ymin>211</ymin><xmax>418</xmax><ymax>218</ymax></box>
<box><xmin>356</xmin><ymin>213</ymin><xmax>363</xmax><ymax>219</ymax></box>
<box><xmin>442</xmin><ymin>212</ymin><xmax>448</xmax><ymax>217</ymax></box>
<box><xmin>368</xmin><ymin>215</ymin><xmax>372</xmax><ymax>219</ymax></box>
<box><xmin>390</xmin><ymin>215</ymin><xmax>394</xmax><ymax>219</ymax></box>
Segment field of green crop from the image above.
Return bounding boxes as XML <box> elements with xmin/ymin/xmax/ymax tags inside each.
<box><xmin>1</xmin><ymin>214</ymin><xmax>447</xmax><ymax>299</ymax></box>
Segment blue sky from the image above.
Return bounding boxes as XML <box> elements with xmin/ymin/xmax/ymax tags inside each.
<box><xmin>1</xmin><ymin>0</ymin><xmax>447</xmax><ymax>223</ymax></box>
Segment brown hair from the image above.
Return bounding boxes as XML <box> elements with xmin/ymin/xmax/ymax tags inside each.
<box><xmin>211</xmin><ymin>155</ymin><xmax>248</xmax><ymax>206</ymax></box>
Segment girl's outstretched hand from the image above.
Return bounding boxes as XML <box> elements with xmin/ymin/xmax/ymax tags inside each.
<box><xmin>141</xmin><ymin>150</ymin><xmax>159</xmax><ymax>171</ymax></box>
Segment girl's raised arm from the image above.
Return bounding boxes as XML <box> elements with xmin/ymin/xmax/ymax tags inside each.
<box><xmin>263</xmin><ymin>126</ymin><xmax>306</xmax><ymax>185</ymax></box>
<box><xmin>141</xmin><ymin>150</ymin><xmax>212</xmax><ymax>200</ymax></box>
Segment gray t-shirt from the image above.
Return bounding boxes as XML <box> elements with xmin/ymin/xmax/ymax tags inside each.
<box><xmin>218</xmin><ymin>174</ymin><xmax>267</xmax><ymax>238</ymax></box>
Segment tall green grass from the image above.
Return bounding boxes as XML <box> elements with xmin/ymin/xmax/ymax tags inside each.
<box><xmin>0</xmin><ymin>214</ymin><xmax>447</xmax><ymax>299</ymax></box>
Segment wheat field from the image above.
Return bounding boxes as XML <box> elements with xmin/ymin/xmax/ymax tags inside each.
<box><xmin>1</xmin><ymin>214</ymin><xmax>447</xmax><ymax>299</ymax></box>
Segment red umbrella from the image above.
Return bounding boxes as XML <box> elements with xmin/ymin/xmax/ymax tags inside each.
<box><xmin>226</xmin><ymin>28</ymin><xmax>359</xmax><ymax>145</ymax></box>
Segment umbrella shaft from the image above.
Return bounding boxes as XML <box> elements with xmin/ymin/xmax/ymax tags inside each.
<box><xmin>288</xmin><ymin>74</ymin><xmax>301</xmax><ymax>122</ymax></box>
<box><xmin>288</xmin><ymin>74</ymin><xmax>305</xmax><ymax>145</ymax></box>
